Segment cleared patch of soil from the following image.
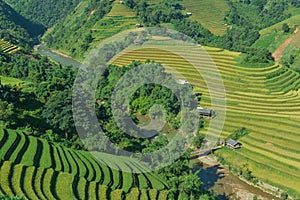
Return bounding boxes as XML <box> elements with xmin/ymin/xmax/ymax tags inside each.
<box><xmin>273</xmin><ymin>27</ymin><xmax>300</xmax><ymax>62</ymax></box>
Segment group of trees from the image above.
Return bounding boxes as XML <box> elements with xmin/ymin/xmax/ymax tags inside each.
<box><xmin>123</xmin><ymin>0</ymin><xmax>279</xmax><ymax>64</ymax></box>
<box><xmin>0</xmin><ymin>81</ymin><xmax>18</xmax><ymax>126</ymax></box>
<box><xmin>134</xmin><ymin>0</ymin><xmax>185</xmax><ymax>26</ymax></box>
<box><xmin>0</xmin><ymin>0</ymin><xmax>34</xmax><ymax>46</ymax></box>
<box><xmin>217</xmin><ymin>0</ymin><xmax>290</xmax><ymax>62</ymax></box>
<box><xmin>5</xmin><ymin>0</ymin><xmax>80</xmax><ymax>29</ymax></box>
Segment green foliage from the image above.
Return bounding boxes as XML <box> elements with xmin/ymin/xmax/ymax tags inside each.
<box><xmin>227</xmin><ymin>127</ymin><xmax>250</xmax><ymax>140</ymax></box>
<box><xmin>135</xmin><ymin>0</ymin><xmax>184</xmax><ymax>26</ymax></box>
<box><xmin>178</xmin><ymin>170</ymin><xmax>202</xmax><ymax>197</ymax></box>
<box><xmin>282</xmin><ymin>23</ymin><xmax>290</xmax><ymax>33</ymax></box>
<box><xmin>280</xmin><ymin>192</ymin><xmax>289</xmax><ymax>200</ymax></box>
<box><xmin>173</xmin><ymin>18</ymin><xmax>213</xmax><ymax>44</ymax></box>
<box><xmin>244</xmin><ymin>48</ymin><xmax>274</xmax><ymax>64</ymax></box>
<box><xmin>192</xmin><ymin>132</ymin><xmax>205</xmax><ymax>148</ymax></box>
<box><xmin>44</xmin><ymin>0</ymin><xmax>113</xmax><ymax>59</ymax></box>
<box><xmin>0</xmin><ymin>1</ymin><xmax>33</xmax><ymax>46</ymax></box>
<box><xmin>5</xmin><ymin>0</ymin><xmax>80</xmax><ymax>28</ymax></box>
<box><xmin>42</xmin><ymin>90</ymin><xmax>75</xmax><ymax>138</ymax></box>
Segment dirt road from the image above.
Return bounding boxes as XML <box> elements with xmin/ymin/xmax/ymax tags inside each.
<box><xmin>273</xmin><ymin>27</ymin><xmax>300</xmax><ymax>62</ymax></box>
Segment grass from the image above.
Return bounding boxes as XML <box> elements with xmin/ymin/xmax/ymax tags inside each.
<box><xmin>181</xmin><ymin>0</ymin><xmax>229</xmax><ymax>35</ymax></box>
<box><xmin>111</xmin><ymin>40</ymin><xmax>300</xmax><ymax>197</ymax></box>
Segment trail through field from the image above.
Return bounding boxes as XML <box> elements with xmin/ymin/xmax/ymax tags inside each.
<box><xmin>273</xmin><ymin>27</ymin><xmax>300</xmax><ymax>62</ymax></box>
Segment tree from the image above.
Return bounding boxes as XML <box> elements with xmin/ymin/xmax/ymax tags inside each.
<box><xmin>42</xmin><ymin>90</ymin><xmax>75</xmax><ymax>138</ymax></box>
<box><xmin>282</xmin><ymin>23</ymin><xmax>290</xmax><ymax>33</ymax></box>
<box><xmin>280</xmin><ymin>192</ymin><xmax>288</xmax><ymax>200</ymax></box>
<box><xmin>0</xmin><ymin>99</ymin><xmax>15</xmax><ymax>126</ymax></box>
<box><xmin>179</xmin><ymin>170</ymin><xmax>202</xmax><ymax>197</ymax></box>
<box><xmin>126</xmin><ymin>0</ymin><xmax>135</xmax><ymax>9</ymax></box>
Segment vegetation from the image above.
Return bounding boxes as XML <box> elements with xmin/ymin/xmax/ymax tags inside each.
<box><xmin>0</xmin><ymin>160</ymin><xmax>168</xmax><ymax>200</ymax></box>
<box><xmin>227</xmin><ymin>127</ymin><xmax>250</xmax><ymax>141</ymax></box>
<box><xmin>5</xmin><ymin>0</ymin><xmax>80</xmax><ymax>28</ymax></box>
<box><xmin>253</xmin><ymin>13</ymin><xmax>300</xmax><ymax>52</ymax></box>
<box><xmin>0</xmin><ymin>40</ymin><xmax>20</xmax><ymax>54</ymax></box>
<box><xmin>0</xmin><ymin>129</ymin><xmax>166</xmax><ymax>191</ymax></box>
<box><xmin>112</xmin><ymin>43</ymin><xmax>300</xmax><ymax>197</ymax></box>
<box><xmin>91</xmin><ymin>2</ymin><xmax>138</xmax><ymax>47</ymax></box>
<box><xmin>0</xmin><ymin>0</ymin><xmax>33</xmax><ymax>46</ymax></box>
<box><xmin>44</xmin><ymin>0</ymin><xmax>113</xmax><ymax>60</ymax></box>
<box><xmin>181</xmin><ymin>0</ymin><xmax>229</xmax><ymax>35</ymax></box>
<box><xmin>1</xmin><ymin>0</ymin><xmax>300</xmax><ymax>199</ymax></box>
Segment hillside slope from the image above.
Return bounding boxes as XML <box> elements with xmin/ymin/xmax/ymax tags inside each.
<box><xmin>111</xmin><ymin>41</ymin><xmax>300</xmax><ymax>198</ymax></box>
<box><xmin>44</xmin><ymin>0</ymin><xmax>113</xmax><ymax>60</ymax></box>
<box><xmin>253</xmin><ymin>14</ymin><xmax>300</xmax><ymax>53</ymax></box>
<box><xmin>0</xmin><ymin>129</ymin><xmax>168</xmax><ymax>199</ymax></box>
<box><xmin>0</xmin><ymin>0</ymin><xmax>41</xmax><ymax>46</ymax></box>
<box><xmin>4</xmin><ymin>0</ymin><xmax>81</xmax><ymax>29</ymax></box>
<box><xmin>181</xmin><ymin>0</ymin><xmax>229</xmax><ymax>35</ymax></box>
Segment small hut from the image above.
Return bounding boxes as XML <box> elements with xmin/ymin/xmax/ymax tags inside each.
<box><xmin>226</xmin><ymin>139</ymin><xmax>242</xmax><ymax>149</ymax></box>
<box><xmin>135</xmin><ymin>23</ymin><xmax>144</xmax><ymax>28</ymax></box>
<box><xmin>177</xmin><ymin>79</ymin><xmax>189</xmax><ymax>85</ymax></box>
<box><xmin>197</xmin><ymin>107</ymin><xmax>215</xmax><ymax>118</ymax></box>
<box><xmin>134</xmin><ymin>39</ymin><xmax>144</xmax><ymax>45</ymax></box>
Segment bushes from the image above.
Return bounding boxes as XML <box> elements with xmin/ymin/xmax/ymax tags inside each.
<box><xmin>227</xmin><ymin>127</ymin><xmax>250</xmax><ymax>140</ymax></box>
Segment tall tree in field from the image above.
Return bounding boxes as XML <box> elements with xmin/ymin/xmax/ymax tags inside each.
<box><xmin>282</xmin><ymin>23</ymin><xmax>290</xmax><ymax>33</ymax></box>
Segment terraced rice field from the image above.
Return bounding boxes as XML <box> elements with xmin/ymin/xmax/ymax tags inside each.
<box><xmin>0</xmin><ymin>39</ymin><xmax>20</xmax><ymax>54</ymax></box>
<box><xmin>0</xmin><ymin>160</ymin><xmax>168</xmax><ymax>200</ymax></box>
<box><xmin>0</xmin><ymin>129</ymin><xmax>168</xmax><ymax>199</ymax></box>
<box><xmin>111</xmin><ymin>42</ymin><xmax>300</xmax><ymax>197</ymax></box>
<box><xmin>92</xmin><ymin>2</ymin><xmax>138</xmax><ymax>45</ymax></box>
<box><xmin>181</xmin><ymin>0</ymin><xmax>229</xmax><ymax>35</ymax></box>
